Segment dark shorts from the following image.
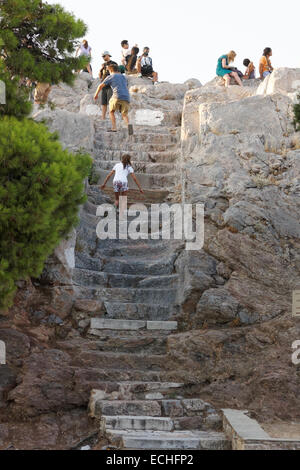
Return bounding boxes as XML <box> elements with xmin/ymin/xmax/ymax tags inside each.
<box><xmin>101</xmin><ymin>86</ymin><xmax>113</xmax><ymax>105</ymax></box>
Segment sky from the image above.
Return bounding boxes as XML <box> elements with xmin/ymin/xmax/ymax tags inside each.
<box><xmin>49</xmin><ymin>0</ymin><xmax>300</xmax><ymax>85</ymax></box>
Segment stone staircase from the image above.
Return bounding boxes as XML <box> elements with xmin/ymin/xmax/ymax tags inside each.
<box><xmin>74</xmin><ymin>119</ymin><xmax>231</xmax><ymax>450</ymax></box>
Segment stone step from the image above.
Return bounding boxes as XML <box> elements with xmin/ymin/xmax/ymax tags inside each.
<box><xmin>95</xmin><ymin>133</ymin><xmax>179</xmax><ymax>146</ymax></box>
<box><xmin>94</xmin><ymin>149</ymin><xmax>179</xmax><ymax>164</ymax></box>
<box><xmin>102</xmin><ymin>416</ymin><xmax>174</xmax><ymax>432</ymax></box>
<box><xmin>103</xmin><ymin>302</ymin><xmax>179</xmax><ymax>321</ymax></box>
<box><xmin>99</xmin><ymin>254</ymin><xmax>177</xmax><ymax>276</ymax></box>
<box><xmin>95</xmin><ymin>169</ymin><xmax>176</xmax><ymax>190</ymax></box>
<box><xmin>101</xmin><ymin>188</ymin><xmax>171</xmax><ymax>205</ymax></box>
<box><xmin>94</xmin><ymin>123</ymin><xmax>180</xmax><ymax>135</ymax></box>
<box><xmin>91</xmin><ymin>382</ymin><xmax>184</xmax><ymax>401</ymax></box>
<box><xmin>73</xmin><ymin>268</ymin><xmax>178</xmax><ymax>290</ymax></box>
<box><xmin>91</xmin><ymin>400</ymin><xmax>163</xmax><ymax>418</ymax></box>
<box><xmin>94</xmin><ymin>142</ymin><xmax>177</xmax><ymax>153</ymax></box>
<box><xmin>106</xmin><ymin>430</ymin><xmax>231</xmax><ymax>450</ymax></box>
<box><xmin>90</xmin><ymin>318</ymin><xmax>178</xmax><ymax>331</ymax></box>
<box><xmin>84</xmin><ymin>287</ymin><xmax>178</xmax><ymax>305</ymax></box>
<box><xmin>96</xmin><ymin>240</ymin><xmax>181</xmax><ymax>258</ymax></box>
<box><xmin>90</xmin><ymin>398</ymin><xmax>215</xmax><ymax>419</ymax></box>
<box><xmin>87</xmin><ymin>332</ymin><xmax>168</xmax><ymax>354</ymax></box>
<box><xmin>85</xmin><ymin>368</ymin><xmax>164</xmax><ymax>383</ymax></box>
<box><xmin>94</xmin><ymin>160</ymin><xmax>175</xmax><ymax>175</ymax></box>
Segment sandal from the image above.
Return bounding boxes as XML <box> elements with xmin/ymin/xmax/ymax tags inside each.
<box><xmin>107</xmin><ymin>129</ymin><xmax>117</xmax><ymax>133</ymax></box>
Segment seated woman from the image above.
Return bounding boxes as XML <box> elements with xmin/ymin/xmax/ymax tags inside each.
<box><xmin>126</xmin><ymin>47</ymin><xmax>140</xmax><ymax>74</ymax></box>
<box><xmin>259</xmin><ymin>47</ymin><xmax>273</xmax><ymax>80</ymax></box>
<box><xmin>216</xmin><ymin>50</ymin><xmax>243</xmax><ymax>87</ymax></box>
<box><xmin>243</xmin><ymin>59</ymin><xmax>256</xmax><ymax>79</ymax></box>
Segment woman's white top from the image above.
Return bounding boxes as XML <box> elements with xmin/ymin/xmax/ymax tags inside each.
<box><xmin>80</xmin><ymin>44</ymin><xmax>91</xmax><ymax>56</ymax></box>
<box><xmin>113</xmin><ymin>163</ymin><xmax>134</xmax><ymax>183</ymax></box>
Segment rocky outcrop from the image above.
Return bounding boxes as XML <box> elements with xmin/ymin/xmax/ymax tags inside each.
<box><xmin>1</xmin><ymin>69</ymin><xmax>300</xmax><ymax>449</ymax></box>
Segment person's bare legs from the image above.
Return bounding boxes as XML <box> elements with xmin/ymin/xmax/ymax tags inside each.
<box><xmin>114</xmin><ymin>192</ymin><xmax>120</xmax><ymax>209</ymax></box>
<box><xmin>102</xmin><ymin>105</ymin><xmax>108</xmax><ymax>120</ymax></box>
<box><xmin>109</xmin><ymin>110</ymin><xmax>117</xmax><ymax>131</ymax></box>
<box><xmin>119</xmin><ymin>191</ymin><xmax>128</xmax><ymax>217</ymax></box>
<box><xmin>152</xmin><ymin>71</ymin><xmax>158</xmax><ymax>83</ymax></box>
<box><xmin>86</xmin><ymin>64</ymin><xmax>93</xmax><ymax>77</ymax></box>
<box><xmin>122</xmin><ymin>113</ymin><xmax>129</xmax><ymax>126</ymax></box>
<box><xmin>224</xmin><ymin>74</ymin><xmax>230</xmax><ymax>88</ymax></box>
<box><xmin>231</xmin><ymin>71</ymin><xmax>243</xmax><ymax>86</ymax></box>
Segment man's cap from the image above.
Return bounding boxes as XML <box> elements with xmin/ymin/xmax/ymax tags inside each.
<box><xmin>102</xmin><ymin>51</ymin><xmax>112</xmax><ymax>57</ymax></box>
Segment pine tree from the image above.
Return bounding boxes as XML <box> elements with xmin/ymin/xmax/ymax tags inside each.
<box><xmin>0</xmin><ymin>117</ymin><xmax>92</xmax><ymax>309</ymax></box>
<box><xmin>0</xmin><ymin>1</ymin><xmax>93</xmax><ymax>309</ymax></box>
<box><xmin>0</xmin><ymin>0</ymin><xmax>89</xmax><ymax>85</ymax></box>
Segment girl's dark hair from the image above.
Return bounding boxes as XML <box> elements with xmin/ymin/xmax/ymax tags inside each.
<box><xmin>127</xmin><ymin>47</ymin><xmax>140</xmax><ymax>71</ymax></box>
<box><xmin>263</xmin><ymin>47</ymin><xmax>272</xmax><ymax>57</ymax></box>
<box><xmin>122</xmin><ymin>154</ymin><xmax>132</xmax><ymax>169</ymax></box>
<box><xmin>83</xmin><ymin>40</ymin><xmax>89</xmax><ymax>49</ymax></box>
<box><xmin>243</xmin><ymin>58</ymin><xmax>250</xmax><ymax>67</ymax></box>
<box><xmin>121</xmin><ymin>40</ymin><xmax>128</xmax><ymax>47</ymax></box>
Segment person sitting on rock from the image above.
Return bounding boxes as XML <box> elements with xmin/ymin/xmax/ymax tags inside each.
<box><xmin>125</xmin><ymin>46</ymin><xmax>140</xmax><ymax>74</ymax></box>
<box><xmin>120</xmin><ymin>40</ymin><xmax>131</xmax><ymax>71</ymax></box>
<box><xmin>100</xmin><ymin>154</ymin><xmax>144</xmax><ymax>211</ymax></box>
<box><xmin>137</xmin><ymin>47</ymin><xmax>158</xmax><ymax>83</ymax></box>
<box><xmin>243</xmin><ymin>59</ymin><xmax>256</xmax><ymax>79</ymax></box>
<box><xmin>94</xmin><ymin>64</ymin><xmax>133</xmax><ymax>135</ymax></box>
<box><xmin>216</xmin><ymin>51</ymin><xmax>243</xmax><ymax>87</ymax></box>
<box><xmin>76</xmin><ymin>40</ymin><xmax>93</xmax><ymax>77</ymax></box>
<box><xmin>259</xmin><ymin>47</ymin><xmax>273</xmax><ymax>80</ymax></box>
<box><xmin>99</xmin><ymin>51</ymin><xmax>118</xmax><ymax>120</ymax></box>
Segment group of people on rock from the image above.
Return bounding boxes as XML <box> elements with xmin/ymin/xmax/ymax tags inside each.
<box><xmin>216</xmin><ymin>47</ymin><xmax>273</xmax><ymax>87</ymax></box>
<box><xmin>76</xmin><ymin>40</ymin><xmax>159</xmax><ymax>135</ymax></box>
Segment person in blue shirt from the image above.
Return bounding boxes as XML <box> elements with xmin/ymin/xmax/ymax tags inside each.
<box><xmin>94</xmin><ymin>64</ymin><xmax>133</xmax><ymax>135</ymax></box>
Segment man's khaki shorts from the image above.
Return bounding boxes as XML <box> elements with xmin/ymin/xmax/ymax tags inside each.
<box><xmin>109</xmin><ymin>98</ymin><xmax>130</xmax><ymax>115</ymax></box>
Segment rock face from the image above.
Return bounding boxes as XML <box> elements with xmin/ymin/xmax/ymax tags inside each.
<box><xmin>1</xmin><ymin>69</ymin><xmax>300</xmax><ymax>449</ymax></box>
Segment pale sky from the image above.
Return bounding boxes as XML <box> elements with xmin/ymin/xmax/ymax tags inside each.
<box><xmin>49</xmin><ymin>0</ymin><xmax>300</xmax><ymax>85</ymax></box>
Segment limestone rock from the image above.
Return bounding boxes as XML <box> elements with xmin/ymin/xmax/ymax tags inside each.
<box><xmin>257</xmin><ymin>67</ymin><xmax>300</xmax><ymax>97</ymax></box>
<box><xmin>32</xmin><ymin>107</ymin><xmax>94</xmax><ymax>154</ymax></box>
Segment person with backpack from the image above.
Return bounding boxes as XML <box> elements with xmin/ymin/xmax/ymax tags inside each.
<box><xmin>259</xmin><ymin>47</ymin><xmax>273</xmax><ymax>80</ymax></box>
<box><xmin>216</xmin><ymin>51</ymin><xmax>243</xmax><ymax>87</ymax></box>
<box><xmin>137</xmin><ymin>47</ymin><xmax>158</xmax><ymax>83</ymax></box>
<box><xmin>99</xmin><ymin>51</ymin><xmax>118</xmax><ymax>120</ymax></box>
<box><xmin>94</xmin><ymin>64</ymin><xmax>133</xmax><ymax>135</ymax></box>
<box><xmin>100</xmin><ymin>154</ymin><xmax>144</xmax><ymax>210</ymax></box>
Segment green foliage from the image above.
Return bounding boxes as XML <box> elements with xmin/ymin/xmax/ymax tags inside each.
<box><xmin>0</xmin><ymin>0</ymin><xmax>88</xmax><ymax>85</ymax></box>
<box><xmin>0</xmin><ymin>117</ymin><xmax>92</xmax><ymax>309</ymax></box>
<box><xmin>0</xmin><ymin>62</ymin><xmax>32</xmax><ymax>118</ymax></box>
<box><xmin>293</xmin><ymin>95</ymin><xmax>300</xmax><ymax>131</ymax></box>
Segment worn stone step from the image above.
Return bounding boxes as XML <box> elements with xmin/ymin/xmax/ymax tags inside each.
<box><xmin>95</xmin><ymin>132</ymin><xmax>179</xmax><ymax>145</ymax></box>
<box><xmin>102</xmin><ymin>416</ymin><xmax>174</xmax><ymax>432</ymax></box>
<box><xmin>90</xmin><ymin>382</ymin><xmax>184</xmax><ymax>401</ymax></box>
<box><xmin>100</xmin><ymin>188</ymin><xmax>171</xmax><ymax>205</ymax></box>
<box><xmin>73</xmin><ymin>286</ymin><xmax>178</xmax><ymax>307</ymax></box>
<box><xmin>100</xmin><ymin>255</ymin><xmax>177</xmax><ymax>276</ymax></box>
<box><xmin>90</xmin><ymin>318</ymin><xmax>178</xmax><ymax>331</ymax></box>
<box><xmin>73</xmin><ymin>268</ymin><xmax>178</xmax><ymax>290</ymax></box>
<box><xmin>91</xmin><ymin>400</ymin><xmax>162</xmax><ymax>418</ymax></box>
<box><xmin>95</xmin><ymin>169</ymin><xmax>176</xmax><ymax>190</ymax></box>
<box><xmin>95</xmin><ymin>142</ymin><xmax>177</xmax><ymax>153</ymax></box>
<box><xmin>90</xmin><ymin>398</ymin><xmax>215</xmax><ymax>419</ymax></box>
<box><xmin>86</xmin><ymin>332</ymin><xmax>168</xmax><ymax>354</ymax></box>
<box><xmin>84</xmin><ymin>368</ymin><xmax>163</xmax><ymax>383</ymax></box>
<box><xmin>96</xmin><ymin>240</ymin><xmax>180</xmax><ymax>258</ymax></box>
<box><xmin>103</xmin><ymin>301</ymin><xmax>179</xmax><ymax>321</ymax></box>
<box><xmin>95</xmin><ymin>161</ymin><xmax>175</xmax><ymax>175</ymax></box>
<box><xmin>95</xmin><ymin>150</ymin><xmax>179</xmax><ymax>164</ymax></box>
<box><xmin>106</xmin><ymin>430</ymin><xmax>231</xmax><ymax>450</ymax></box>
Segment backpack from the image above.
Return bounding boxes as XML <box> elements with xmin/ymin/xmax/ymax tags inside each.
<box><xmin>141</xmin><ymin>57</ymin><xmax>153</xmax><ymax>75</ymax></box>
